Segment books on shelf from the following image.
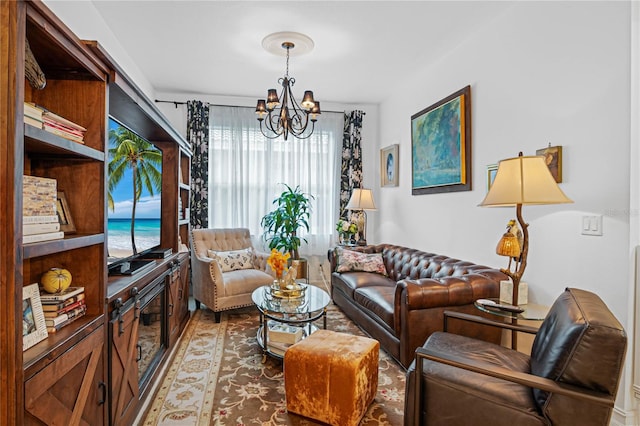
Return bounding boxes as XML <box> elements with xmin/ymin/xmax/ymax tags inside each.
<box><xmin>23</xmin><ymin>231</ymin><xmax>64</xmax><ymax>244</ymax></box>
<box><xmin>24</xmin><ymin>102</ymin><xmax>86</xmax><ymax>144</ymax></box>
<box><xmin>39</xmin><ymin>286</ymin><xmax>85</xmax><ymax>302</ymax></box>
<box><xmin>23</xmin><ymin>214</ymin><xmax>59</xmax><ymax>224</ymax></box>
<box><xmin>267</xmin><ymin>320</ymin><xmax>304</xmax><ymax>345</ymax></box>
<box><xmin>42</xmin><ymin>294</ymin><xmax>86</xmax><ymax>314</ymax></box>
<box><xmin>267</xmin><ymin>339</ymin><xmax>296</xmax><ymax>357</ymax></box>
<box><xmin>46</xmin><ymin>303</ymin><xmax>87</xmax><ymax>333</ymax></box>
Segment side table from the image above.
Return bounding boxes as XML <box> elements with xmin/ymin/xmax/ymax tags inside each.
<box><xmin>474</xmin><ymin>298</ymin><xmax>549</xmax><ymax>353</ymax></box>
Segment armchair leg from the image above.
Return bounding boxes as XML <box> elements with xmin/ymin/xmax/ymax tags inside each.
<box><xmin>214</xmin><ymin>311</ymin><xmax>221</xmax><ymax>323</ymax></box>
<box><xmin>195</xmin><ymin>299</ymin><xmax>201</xmax><ymax>310</ymax></box>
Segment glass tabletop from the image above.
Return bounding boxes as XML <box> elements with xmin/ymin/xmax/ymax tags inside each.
<box><xmin>474</xmin><ymin>298</ymin><xmax>549</xmax><ymax>321</ymax></box>
<box><xmin>252</xmin><ymin>283</ymin><xmax>330</xmax><ymax>316</ymax></box>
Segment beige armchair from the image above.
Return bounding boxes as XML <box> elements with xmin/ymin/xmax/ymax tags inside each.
<box><xmin>190</xmin><ymin>228</ymin><xmax>275</xmax><ymax>322</ymax></box>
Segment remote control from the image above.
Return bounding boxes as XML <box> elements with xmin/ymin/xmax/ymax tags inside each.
<box><xmin>477</xmin><ymin>299</ymin><xmax>524</xmax><ymax>313</ymax></box>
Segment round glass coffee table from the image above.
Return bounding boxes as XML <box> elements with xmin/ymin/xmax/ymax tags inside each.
<box><xmin>251</xmin><ymin>283</ymin><xmax>330</xmax><ymax>360</ymax></box>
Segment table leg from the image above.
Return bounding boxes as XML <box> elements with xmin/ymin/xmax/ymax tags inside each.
<box><xmin>511</xmin><ymin>317</ymin><xmax>518</xmax><ymax>350</ymax></box>
<box><xmin>261</xmin><ymin>313</ymin><xmax>268</xmax><ymax>363</ymax></box>
<box><xmin>323</xmin><ymin>307</ymin><xmax>327</xmax><ymax>329</ymax></box>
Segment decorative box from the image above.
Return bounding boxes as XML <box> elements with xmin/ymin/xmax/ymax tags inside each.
<box><xmin>500</xmin><ymin>280</ymin><xmax>528</xmax><ymax>305</ymax></box>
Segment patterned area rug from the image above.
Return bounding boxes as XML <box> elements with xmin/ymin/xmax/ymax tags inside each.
<box><xmin>142</xmin><ymin>299</ymin><xmax>406</xmax><ymax>425</ymax></box>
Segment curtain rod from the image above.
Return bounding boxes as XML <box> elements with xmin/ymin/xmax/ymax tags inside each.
<box><xmin>154</xmin><ymin>99</ymin><xmax>363</xmax><ymax>115</ymax></box>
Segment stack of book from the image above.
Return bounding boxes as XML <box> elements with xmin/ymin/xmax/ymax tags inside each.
<box><xmin>25</xmin><ymin>102</ymin><xmax>86</xmax><ymax>144</ymax></box>
<box><xmin>23</xmin><ymin>175</ymin><xmax>63</xmax><ymax>243</ymax></box>
<box><xmin>23</xmin><ymin>102</ymin><xmax>43</xmax><ymax>129</ymax></box>
<box><xmin>267</xmin><ymin>321</ymin><xmax>303</xmax><ymax>356</ymax></box>
<box><xmin>39</xmin><ymin>287</ymin><xmax>86</xmax><ymax>333</ymax></box>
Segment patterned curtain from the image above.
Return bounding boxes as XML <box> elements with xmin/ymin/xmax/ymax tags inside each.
<box><xmin>187</xmin><ymin>100</ymin><xmax>209</xmax><ymax>229</ymax></box>
<box><xmin>339</xmin><ymin>110</ymin><xmax>365</xmax><ymax>219</ymax></box>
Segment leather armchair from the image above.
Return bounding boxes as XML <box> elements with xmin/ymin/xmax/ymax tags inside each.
<box><xmin>190</xmin><ymin>228</ymin><xmax>274</xmax><ymax>322</ymax></box>
<box><xmin>405</xmin><ymin>287</ymin><xmax>627</xmax><ymax>426</ymax></box>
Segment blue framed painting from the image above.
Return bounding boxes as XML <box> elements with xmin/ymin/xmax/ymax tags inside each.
<box><xmin>411</xmin><ymin>85</ymin><xmax>471</xmax><ymax>195</ymax></box>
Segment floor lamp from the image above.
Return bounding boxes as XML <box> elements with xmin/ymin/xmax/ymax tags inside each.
<box><xmin>479</xmin><ymin>153</ymin><xmax>572</xmax><ymax>307</ymax></box>
<box><xmin>346</xmin><ymin>188</ymin><xmax>377</xmax><ymax>246</ymax></box>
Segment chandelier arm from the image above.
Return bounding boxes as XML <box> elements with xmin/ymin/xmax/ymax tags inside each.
<box><xmin>259</xmin><ymin>120</ymin><xmax>284</xmax><ymax>140</ymax></box>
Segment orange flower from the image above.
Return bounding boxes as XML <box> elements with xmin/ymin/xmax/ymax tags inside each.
<box><xmin>267</xmin><ymin>249</ymin><xmax>290</xmax><ymax>278</ymax></box>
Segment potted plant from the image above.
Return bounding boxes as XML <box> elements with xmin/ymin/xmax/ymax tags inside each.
<box><xmin>261</xmin><ymin>184</ymin><xmax>314</xmax><ymax>278</ymax></box>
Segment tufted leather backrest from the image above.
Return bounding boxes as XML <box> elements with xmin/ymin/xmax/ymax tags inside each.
<box><xmin>191</xmin><ymin>228</ymin><xmax>253</xmax><ymax>259</ymax></box>
<box><xmin>530</xmin><ymin>288</ymin><xmax>626</xmax><ymax>425</ymax></box>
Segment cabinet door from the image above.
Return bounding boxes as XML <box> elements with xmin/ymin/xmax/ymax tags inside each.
<box><xmin>167</xmin><ymin>262</ymin><xmax>181</xmax><ymax>347</ymax></box>
<box><xmin>178</xmin><ymin>256</ymin><xmax>191</xmax><ymax>329</ymax></box>
<box><xmin>109</xmin><ymin>300</ymin><xmax>140</xmax><ymax>426</ymax></box>
<box><xmin>24</xmin><ymin>325</ymin><xmax>106</xmax><ymax>426</ymax></box>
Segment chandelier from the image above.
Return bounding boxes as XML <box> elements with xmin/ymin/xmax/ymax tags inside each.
<box><xmin>255</xmin><ymin>32</ymin><xmax>321</xmax><ymax>141</ymax></box>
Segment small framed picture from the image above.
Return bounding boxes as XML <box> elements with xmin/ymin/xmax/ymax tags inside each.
<box><xmin>23</xmin><ymin>283</ymin><xmax>48</xmax><ymax>351</ymax></box>
<box><xmin>536</xmin><ymin>145</ymin><xmax>562</xmax><ymax>183</ymax></box>
<box><xmin>380</xmin><ymin>144</ymin><xmax>399</xmax><ymax>187</ymax></box>
<box><xmin>486</xmin><ymin>164</ymin><xmax>498</xmax><ymax>191</ymax></box>
<box><xmin>57</xmin><ymin>191</ymin><xmax>76</xmax><ymax>233</ymax></box>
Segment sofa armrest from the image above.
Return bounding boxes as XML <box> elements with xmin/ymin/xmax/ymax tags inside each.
<box><xmin>414</xmin><ymin>345</ymin><xmax>615</xmax><ymax>414</ymax></box>
<box><xmin>191</xmin><ymin>255</ymin><xmax>224</xmax><ymax>309</ymax></box>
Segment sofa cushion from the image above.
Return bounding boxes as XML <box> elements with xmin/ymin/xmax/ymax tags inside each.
<box><xmin>335</xmin><ymin>247</ymin><xmax>387</xmax><ymax>276</ymax></box>
<box><xmin>354</xmin><ymin>286</ymin><xmax>395</xmax><ymax>331</ymax></box>
<box><xmin>208</xmin><ymin>248</ymin><xmax>255</xmax><ymax>272</ymax></box>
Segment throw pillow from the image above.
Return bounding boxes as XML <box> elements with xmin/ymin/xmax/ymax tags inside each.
<box><xmin>335</xmin><ymin>247</ymin><xmax>387</xmax><ymax>276</ymax></box>
<box><xmin>207</xmin><ymin>248</ymin><xmax>255</xmax><ymax>272</ymax></box>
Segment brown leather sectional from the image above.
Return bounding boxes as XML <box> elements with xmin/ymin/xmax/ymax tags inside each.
<box><xmin>329</xmin><ymin>244</ymin><xmax>508</xmax><ymax>368</ymax></box>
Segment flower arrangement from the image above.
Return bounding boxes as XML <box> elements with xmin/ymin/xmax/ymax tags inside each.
<box><xmin>267</xmin><ymin>248</ymin><xmax>290</xmax><ymax>279</ymax></box>
<box><xmin>336</xmin><ymin>219</ymin><xmax>358</xmax><ymax>236</ymax></box>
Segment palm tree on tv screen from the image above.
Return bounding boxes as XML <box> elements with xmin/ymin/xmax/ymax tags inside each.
<box><xmin>108</xmin><ymin>126</ymin><xmax>162</xmax><ymax>255</ymax></box>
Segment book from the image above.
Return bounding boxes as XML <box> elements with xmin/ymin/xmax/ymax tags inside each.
<box><xmin>23</xmin><ymin>175</ymin><xmax>57</xmax><ymax>217</ymax></box>
<box><xmin>23</xmin><ymin>231</ymin><xmax>64</xmax><ymax>244</ymax></box>
<box><xmin>23</xmin><ymin>214</ymin><xmax>59</xmax><ymax>224</ymax></box>
<box><xmin>41</xmin><ymin>292</ymin><xmax>85</xmax><ymax>308</ymax></box>
<box><xmin>41</xmin><ymin>109</ymin><xmax>86</xmax><ymax>132</ymax></box>
<box><xmin>267</xmin><ymin>340</ymin><xmax>294</xmax><ymax>356</ymax></box>
<box><xmin>42</xmin><ymin>298</ymin><xmax>86</xmax><ymax>316</ymax></box>
<box><xmin>23</xmin><ymin>222</ymin><xmax>60</xmax><ymax>236</ymax></box>
<box><xmin>39</xmin><ymin>286</ymin><xmax>85</xmax><ymax>302</ymax></box>
<box><xmin>24</xmin><ymin>102</ymin><xmax>43</xmax><ymax>120</ymax></box>
<box><xmin>43</xmin><ymin>123</ymin><xmax>85</xmax><ymax>143</ymax></box>
<box><xmin>45</xmin><ymin>313</ymin><xmax>69</xmax><ymax>327</ymax></box>
<box><xmin>267</xmin><ymin>321</ymin><xmax>303</xmax><ymax>344</ymax></box>
<box><xmin>24</xmin><ymin>115</ymin><xmax>43</xmax><ymax>129</ymax></box>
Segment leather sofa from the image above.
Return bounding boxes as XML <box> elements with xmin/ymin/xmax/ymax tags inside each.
<box><xmin>329</xmin><ymin>244</ymin><xmax>508</xmax><ymax>368</ymax></box>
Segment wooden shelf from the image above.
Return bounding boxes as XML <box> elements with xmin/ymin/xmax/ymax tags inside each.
<box><xmin>23</xmin><ymin>233</ymin><xmax>105</xmax><ymax>259</ymax></box>
<box><xmin>24</xmin><ymin>125</ymin><xmax>104</xmax><ymax>161</ymax></box>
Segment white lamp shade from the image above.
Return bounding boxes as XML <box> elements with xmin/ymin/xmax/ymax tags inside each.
<box><xmin>346</xmin><ymin>188</ymin><xmax>377</xmax><ymax>210</ymax></box>
<box><xmin>479</xmin><ymin>155</ymin><xmax>573</xmax><ymax>207</ymax></box>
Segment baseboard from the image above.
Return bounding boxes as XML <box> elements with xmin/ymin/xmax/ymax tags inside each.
<box><xmin>610</xmin><ymin>405</ymin><xmax>637</xmax><ymax>426</ymax></box>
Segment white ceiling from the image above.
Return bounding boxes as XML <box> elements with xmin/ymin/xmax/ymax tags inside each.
<box><xmin>89</xmin><ymin>1</ymin><xmax>514</xmax><ymax>105</ymax></box>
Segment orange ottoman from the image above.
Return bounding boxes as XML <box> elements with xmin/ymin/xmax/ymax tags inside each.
<box><xmin>284</xmin><ymin>329</ymin><xmax>379</xmax><ymax>426</ymax></box>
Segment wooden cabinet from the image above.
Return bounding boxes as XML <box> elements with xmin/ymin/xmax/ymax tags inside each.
<box><xmin>1</xmin><ymin>2</ymin><xmax>191</xmax><ymax>423</ymax></box>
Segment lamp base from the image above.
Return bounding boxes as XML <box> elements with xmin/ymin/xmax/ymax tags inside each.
<box><xmin>500</xmin><ymin>280</ymin><xmax>528</xmax><ymax>305</ymax></box>
<box><xmin>357</xmin><ymin>239</ymin><xmax>367</xmax><ymax>246</ymax></box>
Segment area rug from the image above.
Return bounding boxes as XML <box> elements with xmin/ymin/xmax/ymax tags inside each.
<box><xmin>142</xmin><ymin>299</ymin><xmax>405</xmax><ymax>425</ymax></box>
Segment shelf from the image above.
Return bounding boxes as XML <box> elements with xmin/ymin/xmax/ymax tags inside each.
<box><xmin>23</xmin><ymin>314</ymin><xmax>104</xmax><ymax>376</ymax></box>
<box><xmin>24</xmin><ymin>125</ymin><xmax>104</xmax><ymax>162</ymax></box>
<box><xmin>23</xmin><ymin>233</ymin><xmax>105</xmax><ymax>259</ymax></box>
<box><xmin>178</xmin><ymin>219</ymin><xmax>189</xmax><ymax>226</ymax></box>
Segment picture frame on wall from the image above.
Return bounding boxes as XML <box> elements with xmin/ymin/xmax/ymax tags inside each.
<box><xmin>22</xmin><ymin>283</ymin><xmax>48</xmax><ymax>351</ymax></box>
<box><xmin>380</xmin><ymin>144</ymin><xmax>399</xmax><ymax>187</ymax></box>
<box><xmin>486</xmin><ymin>164</ymin><xmax>498</xmax><ymax>191</ymax></box>
<box><xmin>536</xmin><ymin>145</ymin><xmax>562</xmax><ymax>183</ymax></box>
<box><xmin>411</xmin><ymin>85</ymin><xmax>472</xmax><ymax>195</ymax></box>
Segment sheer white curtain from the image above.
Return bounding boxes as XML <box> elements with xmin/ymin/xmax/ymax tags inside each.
<box><xmin>208</xmin><ymin>105</ymin><xmax>343</xmax><ymax>256</ymax></box>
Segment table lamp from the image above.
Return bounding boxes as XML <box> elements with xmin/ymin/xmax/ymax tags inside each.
<box><xmin>346</xmin><ymin>188</ymin><xmax>377</xmax><ymax>246</ymax></box>
<box><xmin>479</xmin><ymin>152</ymin><xmax>572</xmax><ymax>306</ymax></box>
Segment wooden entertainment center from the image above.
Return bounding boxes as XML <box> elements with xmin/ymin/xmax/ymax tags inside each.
<box><xmin>0</xmin><ymin>1</ymin><xmax>192</xmax><ymax>424</ymax></box>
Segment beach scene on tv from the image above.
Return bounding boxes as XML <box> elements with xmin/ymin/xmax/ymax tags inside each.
<box><xmin>107</xmin><ymin>119</ymin><xmax>162</xmax><ymax>263</ymax></box>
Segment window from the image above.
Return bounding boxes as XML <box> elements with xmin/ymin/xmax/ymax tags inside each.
<box><xmin>208</xmin><ymin>105</ymin><xmax>343</xmax><ymax>255</ymax></box>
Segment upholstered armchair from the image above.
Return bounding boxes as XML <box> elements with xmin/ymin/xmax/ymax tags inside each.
<box><xmin>190</xmin><ymin>228</ymin><xmax>275</xmax><ymax>322</ymax></box>
<box><xmin>405</xmin><ymin>287</ymin><xmax>627</xmax><ymax>426</ymax></box>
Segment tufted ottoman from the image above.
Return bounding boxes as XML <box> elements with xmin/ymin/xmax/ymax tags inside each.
<box><xmin>284</xmin><ymin>329</ymin><xmax>379</xmax><ymax>426</ymax></box>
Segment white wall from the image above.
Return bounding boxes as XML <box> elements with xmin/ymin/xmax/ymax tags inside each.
<box><xmin>374</xmin><ymin>1</ymin><xmax>635</xmax><ymax>423</ymax></box>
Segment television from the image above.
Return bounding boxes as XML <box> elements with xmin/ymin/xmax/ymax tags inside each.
<box><xmin>107</xmin><ymin>117</ymin><xmax>163</xmax><ymax>275</ymax></box>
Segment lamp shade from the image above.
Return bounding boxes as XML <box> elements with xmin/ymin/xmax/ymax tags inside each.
<box><xmin>346</xmin><ymin>188</ymin><xmax>377</xmax><ymax>210</ymax></box>
<box><xmin>496</xmin><ymin>233</ymin><xmax>521</xmax><ymax>257</ymax></box>
<box><xmin>479</xmin><ymin>155</ymin><xmax>573</xmax><ymax>207</ymax></box>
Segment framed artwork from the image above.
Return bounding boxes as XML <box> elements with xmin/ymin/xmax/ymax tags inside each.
<box><xmin>23</xmin><ymin>283</ymin><xmax>48</xmax><ymax>351</ymax></box>
<box><xmin>380</xmin><ymin>144</ymin><xmax>399</xmax><ymax>187</ymax></box>
<box><xmin>411</xmin><ymin>85</ymin><xmax>472</xmax><ymax>195</ymax></box>
<box><xmin>57</xmin><ymin>191</ymin><xmax>75</xmax><ymax>233</ymax></box>
<box><xmin>486</xmin><ymin>164</ymin><xmax>498</xmax><ymax>191</ymax></box>
<box><xmin>536</xmin><ymin>145</ymin><xmax>562</xmax><ymax>183</ymax></box>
